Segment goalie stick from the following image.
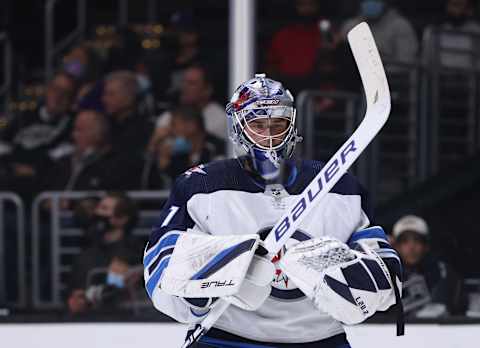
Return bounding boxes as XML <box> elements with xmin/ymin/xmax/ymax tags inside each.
<box><xmin>182</xmin><ymin>22</ymin><xmax>392</xmax><ymax>347</ymax></box>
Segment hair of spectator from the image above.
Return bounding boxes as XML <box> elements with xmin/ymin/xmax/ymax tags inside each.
<box><xmin>187</xmin><ymin>63</ymin><xmax>214</xmax><ymax>90</ymax></box>
<box><xmin>77</xmin><ymin>109</ymin><xmax>111</xmax><ymax>144</ymax></box>
<box><xmin>106</xmin><ymin>191</ymin><xmax>139</xmax><ymax>233</ymax></box>
<box><xmin>171</xmin><ymin>105</ymin><xmax>206</xmax><ymax>133</ymax></box>
<box><xmin>51</xmin><ymin>70</ymin><xmax>79</xmax><ymax>98</ymax></box>
<box><xmin>104</xmin><ymin>70</ymin><xmax>140</xmax><ymax>99</ymax></box>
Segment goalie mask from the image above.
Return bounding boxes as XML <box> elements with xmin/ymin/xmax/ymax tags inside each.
<box><xmin>226</xmin><ymin>74</ymin><xmax>302</xmax><ymax>181</ymax></box>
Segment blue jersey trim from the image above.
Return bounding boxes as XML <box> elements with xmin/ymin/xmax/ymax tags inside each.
<box><xmin>147</xmin><ymin>247</ymin><xmax>174</xmax><ymax>275</ymax></box>
<box><xmin>146</xmin><ymin>257</ymin><xmax>170</xmax><ymax>298</ymax></box>
<box><xmin>144</xmin><ymin>233</ymin><xmax>179</xmax><ymax>268</ymax></box>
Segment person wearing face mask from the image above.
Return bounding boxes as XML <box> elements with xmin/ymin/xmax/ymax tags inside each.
<box><xmin>67</xmin><ymin>192</ymin><xmax>140</xmax><ymax>315</ymax></box>
<box><xmin>141</xmin><ymin>105</ymin><xmax>224</xmax><ymax>189</ymax></box>
<box><xmin>151</xmin><ymin>64</ymin><xmax>227</xmax><ymax>146</ymax></box>
<box><xmin>62</xmin><ymin>42</ymin><xmax>106</xmax><ymax>113</ymax></box>
<box><xmin>422</xmin><ymin>0</ymin><xmax>480</xmax><ymax>69</ymax></box>
<box><xmin>340</xmin><ymin>0</ymin><xmax>418</xmax><ymax>63</ymax></box>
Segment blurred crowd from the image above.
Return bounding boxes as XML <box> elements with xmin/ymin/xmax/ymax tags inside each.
<box><xmin>1</xmin><ymin>0</ymin><xmax>480</xmax><ymax>319</ymax></box>
<box><xmin>2</xmin><ymin>0</ymin><xmax>480</xmax><ymax>199</ymax></box>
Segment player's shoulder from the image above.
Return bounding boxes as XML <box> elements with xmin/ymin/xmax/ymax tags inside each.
<box><xmin>171</xmin><ymin>158</ymin><xmax>260</xmax><ymax>200</ymax></box>
<box><xmin>296</xmin><ymin>159</ymin><xmax>365</xmax><ymax>196</ymax></box>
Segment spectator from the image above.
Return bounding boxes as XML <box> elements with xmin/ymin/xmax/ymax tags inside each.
<box><xmin>341</xmin><ymin>0</ymin><xmax>418</xmax><ymax>63</ymax></box>
<box><xmin>62</xmin><ymin>42</ymin><xmax>104</xmax><ymax>112</ymax></box>
<box><xmin>102</xmin><ymin>70</ymin><xmax>152</xmax><ymax>155</ymax></box>
<box><xmin>67</xmin><ymin>192</ymin><xmax>142</xmax><ymax>315</ymax></box>
<box><xmin>104</xmin><ymin>27</ymin><xmax>144</xmax><ymax>73</ymax></box>
<box><xmin>152</xmin><ymin>65</ymin><xmax>227</xmax><ymax>142</ymax></box>
<box><xmin>422</xmin><ymin>0</ymin><xmax>480</xmax><ymax>69</ymax></box>
<box><xmin>44</xmin><ymin>110</ymin><xmax>141</xmax><ymax>192</ymax></box>
<box><xmin>0</xmin><ymin>71</ymin><xmax>77</xmax><ymax>198</ymax></box>
<box><xmin>142</xmin><ymin>106</ymin><xmax>224</xmax><ymax>188</ymax></box>
<box><xmin>265</xmin><ymin>0</ymin><xmax>339</xmax><ymax>96</ymax></box>
<box><xmin>392</xmin><ymin>215</ymin><xmax>466</xmax><ymax>317</ymax></box>
<box><xmin>149</xmin><ymin>10</ymin><xmax>203</xmax><ymax>100</ymax></box>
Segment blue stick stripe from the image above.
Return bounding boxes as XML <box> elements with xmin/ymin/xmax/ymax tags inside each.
<box><xmin>362</xmin><ymin>258</ymin><xmax>391</xmax><ymax>290</ymax></box>
<box><xmin>146</xmin><ymin>257</ymin><xmax>170</xmax><ymax>298</ymax></box>
<box><xmin>191</xmin><ymin>239</ymin><xmax>257</xmax><ymax>280</ymax></box>
<box><xmin>348</xmin><ymin>226</ymin><xmax>388</xmax><ymax>244</ymax></box>
<box><xmin>148</xmin><ymin>247</ymin><xmax>174</xmax><ymax>275</ymax></box>
<box><xmin>144</xmin><ymin>233</ymin><xmax>179</xmax><ymax>267</ymax></box>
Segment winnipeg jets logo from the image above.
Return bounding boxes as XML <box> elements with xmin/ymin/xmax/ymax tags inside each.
<box><xmin>258</xmin><ymin>228</ymin><xmax>311</xmax><ymax>300</ymax></box>
<box><xmin>184</xmin><ymin>164</ymin><xmax>207</xmax><ymax>177</ymax></box>
<box><xmin>272</xmin><ymin>248</ymin><xmax>289</xmax><ymax>288</ymax></box>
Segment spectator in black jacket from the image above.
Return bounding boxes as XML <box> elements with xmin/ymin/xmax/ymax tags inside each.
<box><xmin>0</xmin><ymin>71</ymin><xmax>77</xmax><ymax>198</ymax></box>
<box><xmin>67</xmin><ymin>192</ymin><xmax>142</xmax><ymax>315</ymax></box>
<box><xmin>392</xmin><ymin>215</ymin><xmax>466</xmax><ymax>317</ymax></box>
<box><xmin>102</xmin><ymin>70</ymin><xmax>152</xmax><ymax>155</ymax></box>
<box><xmin>45</xmin><ymin>109</ymin><xmax>141</xmax><ymax>192</ymax></box>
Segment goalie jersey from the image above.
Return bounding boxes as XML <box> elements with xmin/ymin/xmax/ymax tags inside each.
<box><xmin>144</xmin><ymin>158</ymin><xmax>398</xmax><ymax>344</ymax></box>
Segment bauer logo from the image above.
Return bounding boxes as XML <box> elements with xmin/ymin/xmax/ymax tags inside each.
<box><xmin>274</xmin><ymin>139</ymin><xmax>357</xmax><ymax>242</ymax></box>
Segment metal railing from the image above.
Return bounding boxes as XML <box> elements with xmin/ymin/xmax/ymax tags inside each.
<box><xmin>296</xmin><ymin>90</ymin><xmax>360</xmax><ymax>162</ymax></box>
<box><xmin>45</xmin><ymin>0</ymin><xmax>87</xmax><ymax>81</ymax></box>
<box><xmin>32</xmin><ymin>190</ymin><xmax>170</xmax><ymax>309</ymax></box>
<box><xmin>422</xmin><ymin>29</ymin><xmax>480</xmax><ymax>174</ymax></box>
<box><xmin>0</xmin><ymin>193</ymin><xmax>26</xmax><ymax>308</ymax></box>
<box><xmin>296</xmin><ymin>61</ymin><xmax>423</xmax><ymax>203</ymax></box>
<box><xmin>0</xmin><ymin>32</ymin><xmax>12</xmax><ymax>113</ymax></box>
<box><xmin>376</xmin><ymin>62</ymin><xmax>422</xmax><ymax>202</ymax></box>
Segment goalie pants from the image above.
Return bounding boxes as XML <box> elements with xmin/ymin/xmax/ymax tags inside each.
<box><xmin>190</xmin><ymin>328</ymin><xmax>351</xmax><ymax>347</ymax></box>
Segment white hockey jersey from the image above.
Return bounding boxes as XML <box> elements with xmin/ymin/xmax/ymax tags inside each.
<box><xmin>144</xmin><ymin>158</ymin><xmax>387</xmax><ymax>344</ymax></box>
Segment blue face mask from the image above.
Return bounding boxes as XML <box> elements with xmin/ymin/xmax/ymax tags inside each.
<box><xmin>360</xmin><ymin>0</ymin><xmax>385</xmax><ymax>19</ymax></box>
<box><xmin>106</xmin><ymin>272</ymin><xmax>125</xmax><ymax>288</ymax></box>
<box><xmin>63</xmin><ymin>59</ymin><xmax>85</xmax><ymax>79</ymax></box>
<box><xmin>172</xmin><ymin>137</ymin><xmax>192</xmax><ymax>155</ymax></box>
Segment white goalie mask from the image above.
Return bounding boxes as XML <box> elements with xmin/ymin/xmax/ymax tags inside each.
<box><xmin>226</xmin><ymin>73</ymin><xmax>302</xmax><ymax>181</ymax></box>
